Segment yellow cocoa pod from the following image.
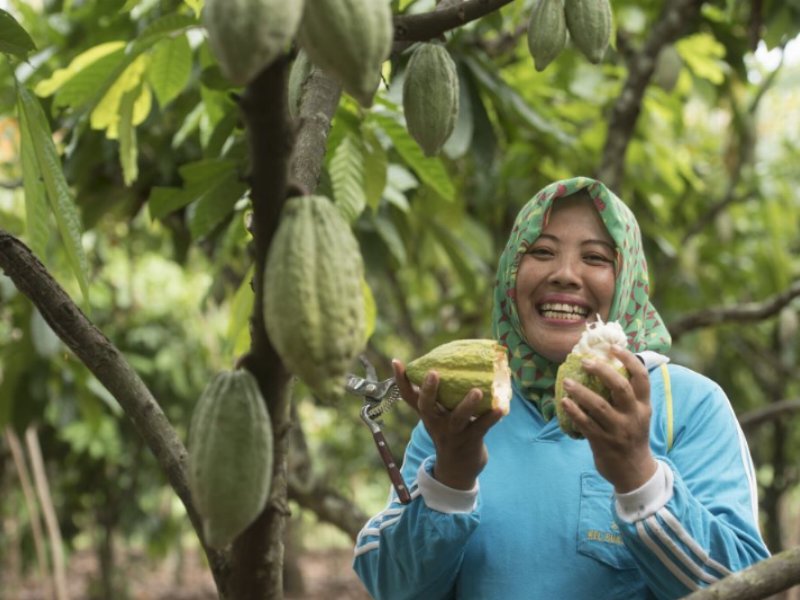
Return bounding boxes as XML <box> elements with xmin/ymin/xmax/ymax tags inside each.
<box><xmin>564</xmin><ymin>0</ymin><xmax>613</xmax><ymax>64</ymax></box>
<box><xmin>188</xmin><ymin>370</ymin><xmax>273</xmax><ymax>549</ymax></box>
<box><xmin>554</xmin><ymin>319</ymin><xmax>629</xmax><ymax>439</ymax></box>
<box><xmin>527</xmin><ymin>0</ymin><xmax>568</xmax><ymax>72</ymax></box>
<box><xmin>298</xmin><ymin>0</ymin><xmax>393</xmax><ymax>107</ymax></box>
<box><xmin>402</xmin><ymin>43</ymin><xmax>460</xmax><ymax>157</ymax></box>
<box><xmin>203</xmin><ymin>0</ymin><xmax>304</xmax><ymax>85</ymax></box>
<box><xmin>406</xmin><ymin>339</ymin><xmax>512</xmax><ymax>416</ymax></box>
<box><xmin>262</xmin><ymin>195</ymin><xmax>367</xmax><ymax>402</ymax></box>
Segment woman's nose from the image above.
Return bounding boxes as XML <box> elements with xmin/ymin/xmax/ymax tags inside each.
<box><xmin>548</xmin><ymin>256</ymin><xmax>581</xmax><ymax>286</ymax></box>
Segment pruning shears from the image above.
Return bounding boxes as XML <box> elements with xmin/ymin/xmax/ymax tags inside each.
<box><xmin>345</xmin><ymin>356</ymin><xmax>412</xmax><ymax>504</ymax></box>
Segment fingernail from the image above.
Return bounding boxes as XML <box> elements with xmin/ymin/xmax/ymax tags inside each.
<box><xmin>581</xmin><ymin>359</ymin><xmax>596</xmax><ymax>369</ymax></box>
<box><xmin>563</xmin><ymin>378</ymin><xmax>575</xmax><ymax>390</ymax></box>
<box><xmin>425</xmin><ymin>372</ymin><xmax>436</xmax><ymax>386</ymax></box>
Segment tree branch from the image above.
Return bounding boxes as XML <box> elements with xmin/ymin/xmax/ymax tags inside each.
<box><xmin>682</xmin><ymin>547</ymin><xmax>800</xmax><ymax>600</ymax></box>
<box><xmin>598</xmin><ymin>0</ymin><xmax>704</xmax><ymax>191</ymax></box>
<box><xmin>0</xmin><ymin>228</ymin><xmax>229</xmax><ymax>585</ymax></box>
<box><xmin>234</xmin><ymin>58</ymin><xmax>295</xmax><ymax>600</ymax></box>
<box><xmin>738</xmin><ymin>399</ymin><xmax>800</xmax><ymax>434</ymax></box>
<box><xmin>393</xmin><ymin>0</ymin><xmax>515</xmax><ymax>42</ymax></box>
<box><xmin>667</xmin><ymin>280</ymin><xmax>800</xmax><ymax>342</ymax></box>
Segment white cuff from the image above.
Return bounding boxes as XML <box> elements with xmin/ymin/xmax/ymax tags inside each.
<box><xmin>614</xmin><ymin>460</ymin><xmax>674</xmax><ymax>523</ymax></box>
<box><xmin>417</xmin><ymin>457</ymin><xmax>478</xmax><ymax>514</ymax></box>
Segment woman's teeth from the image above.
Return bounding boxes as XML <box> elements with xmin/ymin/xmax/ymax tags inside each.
<box><xmin>539</xmin><ymin>303</ymin><xmax>588</xmax><ymax>321</ymax></box>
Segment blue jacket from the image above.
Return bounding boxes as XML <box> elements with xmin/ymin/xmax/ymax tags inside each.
<box><xmin>353</xmin><ymin>360</ymin><xmax>770</xmax><ymax>599</ymax></box>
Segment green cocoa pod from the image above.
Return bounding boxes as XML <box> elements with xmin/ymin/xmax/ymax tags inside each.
<box><xmin>527</xmin><ymin>0</ymin><xmax>568</xmax><ymax>72</ymax></box>
<box><xmin>263</xmin><ymin>195</ymin><xmax>366</xmax><ymax>402</ymax></box>
<box><xmin>402</xmin><ymin>43</ymin><xmax>460</xmax><ymax>157</ymax></box>
<box><xmin>288</xmin><ymin>50</ymin><xmax>313</xmax><ymax>119</ymax></box>
<box><xmin>188</xmin><ymin>370</ymin><xmax>273</xmax><ymax>549</ymax></box>
<box><xmin>564</xmin><ymin>0</ymin><xmax>613</xmax><ymax>65</ymax></box>
<box><xmin>554</xmin><ymin>319</ymin><xmax>629</xmax><ymax>439</ymax></box>
<box><xmin>653</xmin><ymin>44</ymin><xmax>682</xmax><ymax>92</ymax></box>
<box><xmin>297</xmin><ymin>0</ymin><xmax>393</xmax><ymax>107</ymax></box>
<box><xmin>405</xmin><ymin>339</ymin><xmax>512</xmax><ymax>416</ymax></box>
<box><xmin>203</xmin><ymin>0</ymin><xmax>304</xmax><ymax>86</ymax></box>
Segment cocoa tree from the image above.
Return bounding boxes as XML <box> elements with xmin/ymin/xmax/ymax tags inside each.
<box><xmin>1</xmin><ymin>0</ymin><xmax>799</xmax><ymax>598</ymax></box>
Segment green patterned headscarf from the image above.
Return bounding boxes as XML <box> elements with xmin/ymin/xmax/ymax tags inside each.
<box><xmin>491</xmin><ymin>177</ymin><xmax>671</xmax><ymax>419</ymax></box>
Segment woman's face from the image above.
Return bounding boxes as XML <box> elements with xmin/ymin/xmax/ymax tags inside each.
<box><xmin>515</xmin><ymin>195</ymin><xmax>617</xmax><ymax>363</ymax></box>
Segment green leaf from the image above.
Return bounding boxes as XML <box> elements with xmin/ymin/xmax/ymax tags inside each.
<box><xmin>187</xmin><ymin>172</ymin><xmax>248</xmax><ymax>239</ymax></box>
<box><xmin>372</xmin><ymin>113</ymin><xmax>455</xmax><ymax>202</ymax></box>
<box><xmin>147</xmin><ymin>33</ymin><xmax>192</xmax><ymax>108</ymax></box>
<box><xmin>35</xmin><ymin>42</ymin><xmax>127</xmax><ymax>107</ymax></box>
<box><xmin>362</xmin><ymin>125</ymin><xmax>388</xmax><ymax>211</ymax></box>
<box><xmin>118</xmin><ymin>83</ymin><xmax>140</xmax><ymax>186</ymax></box>
<box><xmin>372</xmin><ymin>213</ymin><xmax>407</xmax><ymax>265</ymax></box>
<box><xmin>17</xmin><ymin>85</ymin><xmax>90</xmax><ymax>302</ymax></box>
<box><xmin>30</xmin><ymin>308</ymin><xmax>61</xmax><ymax>358</ymax></box>
<box><xmin>183</xmin><ymin>0</ymin><xmax>203</xmax><ymax>18</ymax></box>
<box><xmin>0</xmin><ymin>8</ymin><xmax>36</xmax><ymax>58</ymax></box>
<box><xmin>226</xmin><ymin>265</ymin><xmax>255</xmax><ymax>358</ymax></box>
<box><xmin>133</xmin><ymin>13</ymin><xmax>200</xmax><ymax>52</ymax></box>
<box><xmin>330</xmin><ymin>134</ymin><xmax>367</xmax><ymax>222</ymax></box>
<box><xmin>148</xmin><ymin>158</ymin><xmax>242</xmax><ymax>220</ymax></box>
<box><xmin>19</xmin><ymin>105</ymin><xmax>50</xmax><ymax>259</ymax></box>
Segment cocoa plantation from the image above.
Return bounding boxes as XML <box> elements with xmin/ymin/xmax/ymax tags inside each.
<box><xmin>0</xmin><ymin>0</ymin><xmax>799</xmax><ymax>599</ymax></box>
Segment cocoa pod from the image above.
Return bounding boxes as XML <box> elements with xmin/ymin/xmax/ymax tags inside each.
<box><xmin>527</xmin><ymin>0</ymin><xmax>568</xmax><ymax>72</ymax></box>
<box><xmin>564</xmin><ymin>0</ymin><xmax>613</xmax><ymax>65</ymax></box>
<box><xmin>203</xmin><ymin>0</ymin><xmax>304</xmax><ymax>85</ymax></box>
<box><xmin>402</xmin><ymin>43</ymin><xmax>460</xmax><ymax>157</ymax></box>
<box><xmin>262</xmin><ymin>195</ymin><xmax>366</xmax><ymax>402</ymax></box>
<box><xmin>188</xmin><ymin>369</ymin><xmax>273</xmax><ymax>549</ymax></box>
<box><xmin>297</xmin><ymin>0</ymin><xmax>393</xmax><ymax>107</ymax></box>
<box><xmin>653</xmin><ymin>44</ymin><xmax>682</xmax><ymax>92</ymax></box>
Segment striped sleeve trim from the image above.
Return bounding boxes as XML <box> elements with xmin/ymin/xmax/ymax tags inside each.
<box><xmin>354</xmin><ymin>484</ymin><xmax>422</xmax><ymax>558</ymax></box>
<box><xmin>635</xmin><ymin>520</ymin><xmax>699</xmax><ymax>592</ymax></box>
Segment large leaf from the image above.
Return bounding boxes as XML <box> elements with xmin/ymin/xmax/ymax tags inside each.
<box><xmin>149</xmin><ymin>158</ymin><xmax>241</xmax><ymax>219</ymax></box>
<box><xmin>118</xmin><ymin>83</ymin><xmax>140</xmax><ymax>186</ymax></box>
<box><xmin>19</xmin><ymin>102</ymin><xmax>50</xmax><ymax>259</ymax></box>
<box><xmin>0</xmin><ymin>8</ymin><xmax>35</xmax><ymax>58</ymax></box>
<box><xmin>35</xmin><ymin>42</ymin><xmax>127</xmax><ymax>108</ymax></box>
<box><xmin>372</xmin><ymin>112</ymin><xmax>455</xmax><ymax>202</ymax></box>
<box><xmin>90</xmin><ymin>54</ymin><xmax>152</xmax><ymax>139</ymax></box>
<box><xmin>187</xmin><ymin>172</ymin><xmax>248</xmax><ymax>239</ymax></box>
<box><xmin>362</xmin><ymin>124</ymin><xmax>388</xmax><ymax>212</ymax></box>
<box><xmin>226</xmin><ymin>265</ymin><xmax>255</xmax><ymax>358</ymax></box>
<box><xmin>16</xmin><ymin>85</ymin><xmax>90</xmax><ymax>302</ymax></box>
<box><xmin>330</xmin><ymin>133</ymin><xmax>367</xmax><ymax>222</ymax></box>
<box><xmin>147</xmin><ymin>33</ymin><xmax>192</xmax><ymax>108</ymax></box>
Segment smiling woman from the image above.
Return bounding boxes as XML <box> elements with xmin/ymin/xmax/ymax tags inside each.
<box><xmin>353</xmin><ymin>176</ymin><xmax>770</xmax><ymax>600</ymax></box>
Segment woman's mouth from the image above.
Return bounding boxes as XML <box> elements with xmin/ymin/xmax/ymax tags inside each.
<box><xmin>537</xmin><ymin>302</ymin><xmax>590</xmax><ymax>322</ymax></box>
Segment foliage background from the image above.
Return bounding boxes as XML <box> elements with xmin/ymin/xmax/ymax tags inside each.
<box><xmin>0</xmin><ymin>0</ymin><xmax>799</xmax><ymax>596</ymax></box>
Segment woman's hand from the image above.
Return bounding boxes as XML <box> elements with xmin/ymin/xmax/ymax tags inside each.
<box><xmin>392</xmin><ymin>359</ymin><xmax>504</xmax><ymax>491</ymax></box>
<box><xmin>559</xmin><ymin>347</ymin><xmax>657</xmax><ymax>493</ymax></box>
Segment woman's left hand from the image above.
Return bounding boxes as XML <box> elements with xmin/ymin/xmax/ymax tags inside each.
<box><xmin>560</xmin><ymin>347</ymin><xmax>658</xmax><ymax>493</ymax></box>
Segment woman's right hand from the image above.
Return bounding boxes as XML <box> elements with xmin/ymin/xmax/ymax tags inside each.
<box><xmin>392</xmin><ymin>359</ymin><xmax>504</xmax><ymax>490</ymax></box>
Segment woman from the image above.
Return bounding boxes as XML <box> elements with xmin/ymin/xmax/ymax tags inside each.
<box><xmin>353</xmin><ymin>177</ymin><xmax>769</xmax><ymax>599</ymax></box>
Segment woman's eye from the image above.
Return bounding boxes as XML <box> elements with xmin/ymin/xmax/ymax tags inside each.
<box><xmin>585</xmin><ymin>253</ymin><xmax>612</xmax><ymax>265</ymax></box>
<box><xmin>527</xmin><ymin>247</ymin><xmax>553</xmax><ymax>258</ymax></box>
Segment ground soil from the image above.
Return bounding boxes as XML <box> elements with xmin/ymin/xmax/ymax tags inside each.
<box><xmin>2</xmin><ymin>546</ymin><xmax>371</xmax><ymax>600</ymax></box>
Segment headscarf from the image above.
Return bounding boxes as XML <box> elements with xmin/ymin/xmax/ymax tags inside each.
<box><xmin>491</xmin><ymin>176</ymin><xmax>671</xmax><ymax>419</ymax></box>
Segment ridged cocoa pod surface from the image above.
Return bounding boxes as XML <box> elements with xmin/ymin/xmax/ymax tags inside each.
<box><xmin>527</xmin><ymin>0</ymin><xmax>568</xmax><ymax>72</ymax></box>
<box><xmin>297</xmin><ymin>0</ymin><xmax>393</xmax><ymax>107</ymax></box>
<box><xmin>564</xmin><ymin>0</ymin><xmax>613</xmax><ymax>64</ymax></box>
<box><xmin>263</xmin><ymin>195</ymin><xmax>366</xmax><ymax>402</ymax></box>
<box><xmin>402</xmin><ymin>43</ymin><xmax>460</xmax><ymax>157</ymax></box>
<box><xmin>188</xmin><ymin>369</ymin><xmax>273</xmax><ymax>549</ymax></box>
<box><xmin>203</xmin><ymin>0</ymin><xmax>304</xmax><ymax>85</ymax></box>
